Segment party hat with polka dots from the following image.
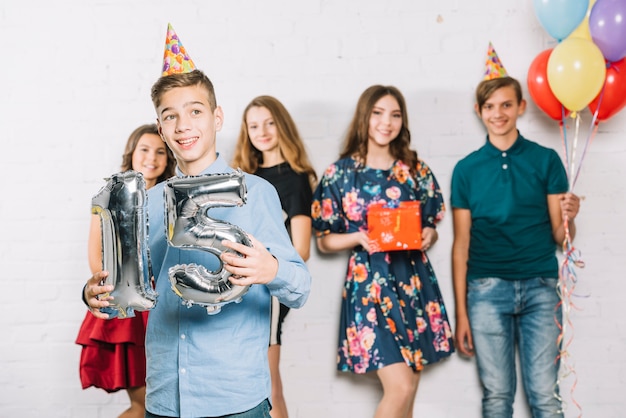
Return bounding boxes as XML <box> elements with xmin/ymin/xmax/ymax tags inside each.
<box><xmin>483</xmin><ymin>42</ymin><xmax>508</xmax><ymax>80</ymax></box>
<box><xmin>161</xmin><ymin>23</ymin><xmax>196</xmax><ymax>76</ymax></box>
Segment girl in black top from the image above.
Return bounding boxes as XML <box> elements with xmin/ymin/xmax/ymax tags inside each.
<box><xmin>232</xmin><ymin>96</ymin><xmax>317</xmax><ymax>418</ymax></box>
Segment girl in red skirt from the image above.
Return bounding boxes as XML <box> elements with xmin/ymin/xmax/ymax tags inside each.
<box><xmin>76</xmin><ymin>124</ymin><xmax>175</xmax><ymax>418</ymax></box>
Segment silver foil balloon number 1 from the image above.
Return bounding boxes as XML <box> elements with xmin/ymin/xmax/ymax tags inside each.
<box><xmin>92</xmin><ymin>171</ymin><xmax>157</xmax><ymax>319</ymax></box>
<box><xmin>164</xmin><ymin>170</ymin><xmax>253</xmax><ymax>315</ymax></box>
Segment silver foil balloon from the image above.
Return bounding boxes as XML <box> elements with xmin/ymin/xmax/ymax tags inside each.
<box><xmin>164</xmin><ymin>170</ymin><xmax>252</xmax><ymax>314</ymax></box>
<box><xmin>92</xmin><ymin>170</ymin><xmax>157</xmax><ymax>319</ymax></box>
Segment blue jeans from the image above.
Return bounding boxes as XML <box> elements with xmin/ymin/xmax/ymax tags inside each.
<box><xmin>468</xmin><ymin>277</ymin><xmax>563</xmax><ymax>418</ymax></box>
<box><xmin>145</xmin><ymin>399</ymin><xmax>271</xmax><ymax>418</ymax></box>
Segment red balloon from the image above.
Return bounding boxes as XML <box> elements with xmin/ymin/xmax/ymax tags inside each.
<box><xmin>588</xmin><ymin>58</ymin><xmax>626</xmax><ymax>122</ymax></box>
<box><xmin>527</xmin><ymin>48</ymin><xmax>569</xmax><ymax>120</ymax></box>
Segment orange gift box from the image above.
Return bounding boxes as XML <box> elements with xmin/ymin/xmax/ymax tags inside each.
<box><xmin>367</xmin><ymin>201</ymin><xmax>422</xmax><ymax>254</ymax></box>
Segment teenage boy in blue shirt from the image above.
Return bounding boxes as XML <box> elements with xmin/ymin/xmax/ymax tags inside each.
<box><xmin>83</xmin><ymin>28</ymin><xmax>311</xmax><ymax>417</ymax></box>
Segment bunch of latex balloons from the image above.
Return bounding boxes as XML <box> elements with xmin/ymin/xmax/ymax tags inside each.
<box><xmin>529</xmin><ymin>0</ymin><xmax>626</xmax><ymax>122</ymax></box>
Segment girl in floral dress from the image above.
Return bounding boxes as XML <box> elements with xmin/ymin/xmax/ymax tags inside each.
<box><xmin>312</xmin><ymin>85</ymin><xmax>454</xmax><ymax>418</ymax></box>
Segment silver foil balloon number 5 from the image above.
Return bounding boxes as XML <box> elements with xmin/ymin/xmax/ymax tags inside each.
<box><xmin>164</xmin><ymin>170</ymin><xmax>252</xmax><ymax>314</ymax></box>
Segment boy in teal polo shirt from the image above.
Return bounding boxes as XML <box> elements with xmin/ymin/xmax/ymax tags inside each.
<box><xmin>450</xmin><ymin>45</ymin><xmax>581</xmax><ymax>418</ymax></box>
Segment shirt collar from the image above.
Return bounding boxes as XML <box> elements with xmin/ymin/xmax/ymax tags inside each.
<box><xmin>484</xmin><ymin>131</ymin><xmax>526</xmax><ymax>156</ymax></box>
<box><xmin>174</xmin><ymin>153</ymin><xmax>230</xmax><ymax>177</ymax></box>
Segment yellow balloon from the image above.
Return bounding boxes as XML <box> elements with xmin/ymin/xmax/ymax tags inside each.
<box><xmin>547</xmin><ymin>37</ymin><xmax>606</xmax><ymax>111</ymax></box>
<box><xmin>568</xmin><ymin>0</ymin><xmax>597</xmax><ymax>40</ymax></box>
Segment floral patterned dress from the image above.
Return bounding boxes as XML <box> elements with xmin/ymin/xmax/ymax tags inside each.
<box><xmin>312</xmin><ymin>157</ymin><xmax>454</xmax><ymax>374</ymax></box>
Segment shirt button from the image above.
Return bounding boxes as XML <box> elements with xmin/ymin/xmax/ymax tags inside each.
<box><xmin>181</xmin><ymin>334</ymin><xmax>186</xmax><ymax>340</ymax></box>
<box><xmin>502</xmin><ymin>152</ymin><xmax>507</xmax><ymax>157</ymax></box>
<box><xmin>502</xmin><ymin>164</ymin><xmax>508</xmax><ymax>170</ymax></box>
<box><xmin>181</xmin><ymin>368</ymin><xmax>186</xmax><ymax>374</ymax></box>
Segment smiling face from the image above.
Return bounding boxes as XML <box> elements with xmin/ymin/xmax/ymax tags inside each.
<box><xmin>368</xmin><ymin>94</ymin><xmax>403</xmax><ymax>149</ymax></box>
<box><xmin>156</xmin><ymin>84</ymin><xmax>223</xmax><ymax>176</ymax></box>
<box><xmin>476</xmin><ymin>85</ymin><xmax>526</xmax><ymax>145</ymax></box>
<box><xmin>131</xmin><ymin>133</ymin><xmax>169</xmax><ymax>188</ymax></box>
<box><xmin>245</xmin><ymin>105</ymin><xmax>281</xmax><ymax>155</ymax></box>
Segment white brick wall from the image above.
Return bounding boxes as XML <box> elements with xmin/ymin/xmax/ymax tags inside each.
<box><xmin>1</xmin><ymin>1</ymin><xmax>624</xmax><ymax>417</ymax></box>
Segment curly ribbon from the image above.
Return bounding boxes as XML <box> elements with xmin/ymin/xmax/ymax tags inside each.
<box><xmin>553</xmin><ymin>98</ymin><xmax>602</xmax><ymax>417</ymax></box>
<box><xmin>554</xmin><ymin>214</ymin><xmax>585</xmax><ymax>417</ymax></box>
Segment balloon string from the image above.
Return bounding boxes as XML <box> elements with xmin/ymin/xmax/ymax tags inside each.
<box><xmin>555</xmin><ymin>215</ymin><xmax>586</xmax><ymax>418</ymax></box>
<box><xmin>567</xmin><ymin>67</ymin><xmax>608</xmax><ymax>190</ymax></box>
<box><xmin>559</xmin><ymin>106</ymin><xmax>569</xmax><ymax>182</ymax></box>
<box><xmin>556</xmin><ymin>109</ymin><xmax>584</xmax><ymax>416</ymax></box>
<box><xmin>571</xmin><ymin>122</ymin><xmax>598</xmax><ymax>190</ymax></box>
<box><xmin>568</xmin><ymin>113</ymin><xmax>581</xmax><ymax>191</ymax></box>
<box><xmin>561</xmin><ymin>105</ymin><xmax>599</xmax><ymax>193</ymax></box>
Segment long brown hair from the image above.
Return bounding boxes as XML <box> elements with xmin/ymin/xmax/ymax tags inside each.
<box><xmin>121</xmin><ymin>124</ymin><xmax>176</xmax><ymax>183</ymax></box>
<box><xmin>232</xmin><ymin>95</ymin><xmax>317</xmax><ymax>189</ymax></box>
<box><xmin>340</xmin><ymin>85</ymin><xmax>418</xmax><ymax>176</ymax></box>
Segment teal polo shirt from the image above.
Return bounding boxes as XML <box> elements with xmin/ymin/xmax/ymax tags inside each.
<box><xmin>450</xmin><ymin>133</ymin><xmax>569</xmax><ymax>280</ymax></box>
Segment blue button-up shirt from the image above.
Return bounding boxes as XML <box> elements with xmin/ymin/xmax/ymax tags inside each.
<box><xmin>145</xmin><ymin>155</ymin><xmax>311</xmax><ymax>417</ymax></box>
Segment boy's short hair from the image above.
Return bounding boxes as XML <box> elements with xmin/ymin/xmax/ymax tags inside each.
<box><xmin>151</xmin><ymin>69</ymin><xmax>217</xmax><ymax>111</ymax></box>
<box><xmin>475</xmin><ymin>76</ymin><xmax>523</xmax><ymax>111</ymax></box>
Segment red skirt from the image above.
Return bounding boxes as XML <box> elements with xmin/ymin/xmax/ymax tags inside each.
<box><xmin>75</xmin><ymin>310</ymin><xmax>148</xmax><ymax>393</ymax></box>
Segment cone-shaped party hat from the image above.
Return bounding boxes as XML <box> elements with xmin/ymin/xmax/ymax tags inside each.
<box><xmin>483</xmin><ymin>42</ymin><xmax>508</xmax><ymax>80</ymax></box>
<box><xmin>162</xmin><ymin>23</ymin><xmax>196</xmax><ymax>76</ymax></box>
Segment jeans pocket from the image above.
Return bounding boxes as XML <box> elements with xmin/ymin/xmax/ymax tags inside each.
<box><xmin>539</xmin><ymin>277</ymin><xmax>558</xmax><ymax>289</ymax></box>
<box><xmin>467</xmin><ymin>277</ymin><xmax>497</xmax><ymax>292</ymax></box>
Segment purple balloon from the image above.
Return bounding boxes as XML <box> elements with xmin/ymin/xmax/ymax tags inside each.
<box><xmin>590</xmin><ymin>0</ymin><xmax>626</xmax><ymax>62</ymax></box>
